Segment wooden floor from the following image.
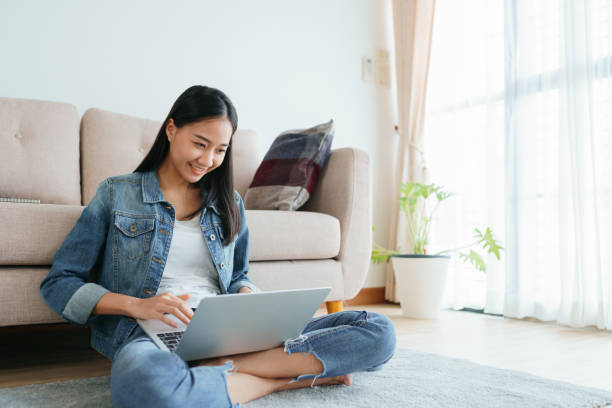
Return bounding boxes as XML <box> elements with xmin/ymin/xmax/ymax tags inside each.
<box><xmin>1</xmin><ymin>303</ymin><xmax>611</xmax><ymax>391</ymax></box>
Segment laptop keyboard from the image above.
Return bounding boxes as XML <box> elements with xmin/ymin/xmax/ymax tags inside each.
<box><xmin>157</xmin><ymin>309</ymin><xmax>195</xmax><ymax>351</ymax></box>
<box><xmin>157</xmin><ymin>331</ymin><xmax>185</xmax><ymax>352</ymax></box>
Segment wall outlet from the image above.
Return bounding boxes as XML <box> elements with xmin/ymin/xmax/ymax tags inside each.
<box><xmin>362</xmin><ymin>56</ymin><xmax>374</xmax><ymax>83</ymax></box>
<box><xmin>362</xmin><ymin>49</ymin><xmax>391</xmax><ymax>88</ymax></box>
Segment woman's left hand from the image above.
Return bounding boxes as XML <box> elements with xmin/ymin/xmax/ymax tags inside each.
<box><xmin>238</xmin><ymin>286</ymin><xmax>253</xmax><ymax>294</ymax></box>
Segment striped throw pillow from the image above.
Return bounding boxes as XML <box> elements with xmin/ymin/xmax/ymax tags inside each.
<box><xmin>244</xmin><ymin>120</ymin><xmax>334</xmax><ymax>210</ymax></box>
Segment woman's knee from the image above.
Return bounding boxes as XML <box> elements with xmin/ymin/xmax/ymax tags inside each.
<box><xmin>367</xmin><ymin>312</ymin><xmax>397</xmax><ymax>363</ymax></box>
<box><xmin>111</xmin><ymin>340</ymin><xmax>188</xmax><ymax>407</ymax></box>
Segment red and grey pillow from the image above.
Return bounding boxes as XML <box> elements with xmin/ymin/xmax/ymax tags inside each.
<box><xmin>244</xmin><ymin>120</ymin><xmax>334</xmax><ymax>210</ymax></box>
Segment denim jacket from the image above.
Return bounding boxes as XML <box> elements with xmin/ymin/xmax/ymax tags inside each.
<box><xmin>40</xmin><ymin>169</ymin><xmax>259</xmax><ymax>360</ymax></box>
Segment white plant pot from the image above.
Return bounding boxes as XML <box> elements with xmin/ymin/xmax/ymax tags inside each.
<box><xmin>391</xmin><ymin>255</ymin><xmax>451</xmax><ymax>319</ymax></box>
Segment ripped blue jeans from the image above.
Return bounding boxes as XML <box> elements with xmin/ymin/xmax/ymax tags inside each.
<box><xmin>110</xmin><ymin>310</ymin><xmax>396</xmax><ymax>408</ymax></box>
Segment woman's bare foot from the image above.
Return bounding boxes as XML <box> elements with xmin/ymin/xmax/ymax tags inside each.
<box><xmin>193</xmin><ymin>357</ymin><xmax>352</xmax><ymax>390</ymax></box>
<box><xmin>225</xmin><ymin>371</ymin><xmax>351</xmax><ymax>405</ymax></box>
<box><xmin>276</xmin><ymin>374</ymin><xmax>352</xmax><ymax>391</ymax></box>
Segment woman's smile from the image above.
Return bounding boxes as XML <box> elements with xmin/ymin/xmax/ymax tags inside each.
<box><xmin>189</xmin><ymin>163</ymin><xmax>208</xmax><ymax>175</ymax></box>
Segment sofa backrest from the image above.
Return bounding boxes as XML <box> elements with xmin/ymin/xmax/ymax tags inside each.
<box><xmin>80</xmin><ymin>108</ymin><xmax>160</xmax><ymax>206</ymax></box>
<box><xmin>80</xmin><ymin>107</ymin><xmax>261</xmax><ymax>205</ymax></box>
<box><xmin>0</xmin><ymin>97</ymin><xmax>81</xmax><ymax>205</ymax></box>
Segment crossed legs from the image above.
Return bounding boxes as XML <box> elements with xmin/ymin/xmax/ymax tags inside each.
<box><xmin>192</xmin><ymin>346</ymin><xmax>352</xmax><ymax>405</ymax></box>
<box><xmin>111</xmin><ymin>311</ymin><xmax>395</xmax><ymax>407</ymax></box>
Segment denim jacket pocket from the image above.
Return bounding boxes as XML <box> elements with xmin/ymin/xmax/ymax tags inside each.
<box><xmin>113</xmin><ymin>213</ymin><xmax>155</xmax><ymax>261</ymax></box>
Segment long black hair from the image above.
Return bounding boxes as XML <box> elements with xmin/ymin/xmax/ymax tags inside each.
<box><xmin>134</xmin><ymin>85</ymin><xmax>240</xmax><ymax>245</ymax></box>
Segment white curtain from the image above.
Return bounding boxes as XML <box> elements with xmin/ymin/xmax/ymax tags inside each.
<box><xmin>504</xmin><ymin>0</ymin><xmax>612</xmax><ymax>329</ymax></box>
<box><xmin>385</xmin><ymin>0</ymin><xmax>436</xmax><ymax>302</ymax></box>
<box><xmin>425</xmin><ymin>0</ymin><xmax>612</xmax><ymax>329</ymax></box>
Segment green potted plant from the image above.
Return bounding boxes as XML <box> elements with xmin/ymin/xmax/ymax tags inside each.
<box><xmin>372</xmin><ymin>182</ymin><xmax>503</xmax><ymax>319</ymax></box>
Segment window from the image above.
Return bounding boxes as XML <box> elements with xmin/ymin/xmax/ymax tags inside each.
<box><xmin>424</xmin><ymin>0</ymin><xmax>612</xmax><ymax>316</ymax></box>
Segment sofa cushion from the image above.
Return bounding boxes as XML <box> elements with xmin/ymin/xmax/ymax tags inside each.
<box><xmin>0</xmin><ymin>205</ymin><xmax>340</xmax><ymax>265</ymax></box>
<box><xmin>80</xmin><ymin>108</ymin><xmax>161</xmax><ymax>206</ymax></box>
<box><xmin>0</xmin><ymin>97</ymin><xmax>81</xmax><ymax>205</ymax></box>
<box><xmin>249</xmin><ymin>259</ymin><xmax>344</xmax><ymax>300</ymax></box>
<box><xmin>244</xmin><ymin>120</ymin><xmax>334</xmax><ymax>210</ymax></box>
<box><xmin>0</xmin><ymin>262</ymin><xmax>343</xmax><ymax>326</ymax></box>
<box><xmin>0</xmin><ymin>267</ymin><xmax>65</xmax><ymax>326</ymax></box>
<box><xmin>230</xmin><ymin>129</ymin><xmax>262</xmax><ymax>199</ymax></box>
<box><xmin>246</xmin><ymin>210</ymin><xmax>340</xmax><ymax>261</ymax></box>
<box><xmin>80</xmin><ymin>108</ymin><xmax>261</xmax><ymax>205</ymax></box>
<box><xmin>0</xmin><ymin>203</ymin><xmax>83</xmax><ymax>265</ymax></box>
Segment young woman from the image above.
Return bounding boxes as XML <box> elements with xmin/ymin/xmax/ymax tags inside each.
<box><xmin>40</xmin><ymin>85</ymin><xmax>396</xmax><ymax>407</ymax></box>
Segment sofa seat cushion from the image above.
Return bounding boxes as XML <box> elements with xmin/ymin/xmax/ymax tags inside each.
<box><xmin>0</xmin><ymin>204</ymin><xmax>341</xmax><ymax>265</ymax></box>
<box><xmin>0</xmin><ymin>203</ymin><xmax>84</xmax><ymax>265</ymax></box>
<box><xmin>245</xmin><ymin>210</ymin><xmax>340</xmax><ymax>261</ymax></box>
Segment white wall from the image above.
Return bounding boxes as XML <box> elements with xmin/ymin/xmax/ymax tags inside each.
<box><xmin>0</xmin><ymin>0</ymin><xmax>397</xmax><ymax>289</ymax></box>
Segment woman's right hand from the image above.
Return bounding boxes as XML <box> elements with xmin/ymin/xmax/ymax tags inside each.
<box><xmin>128</xmin><ymin>292</ymin><xmax>194</xmax><ymax>328</ymax></box>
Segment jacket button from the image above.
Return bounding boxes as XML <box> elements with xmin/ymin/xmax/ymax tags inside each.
<box><xmin>210</xmin><ymin>234</ymin><xmax>216</xmax><ymax>241</ymax></box>
<box><xmin>220</xmin><ymin>262</ymin><xmax>225</xmax><ymax>269</ymax></box>
<box><xmin>130</xmin><ymin>223</ymin><xmax>137</xmax><ymax>232</ymax></box>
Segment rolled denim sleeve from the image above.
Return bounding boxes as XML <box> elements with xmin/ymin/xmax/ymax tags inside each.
<box><xmin>40</xmin><ymin>179</ymin><xmax>112</xmax><ymax>326</ymax></box>
<box><xmin>227</xmin><ymin>191</ymin><xmax>261</xmax><ymax>294</ymax></box>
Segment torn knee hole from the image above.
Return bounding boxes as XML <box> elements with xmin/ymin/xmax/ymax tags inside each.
<box><xmin>222</xmin><ymin>359</ymin><xmax>238</xmax><ymax>376</ymax></box>
<box><xmin>283</xmin><ymin>334</ymin><xmax>308</xmax><ymax>352</ymax></box>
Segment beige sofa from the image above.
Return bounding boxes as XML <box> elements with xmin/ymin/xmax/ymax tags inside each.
<box><xmin>0</xmin><ymin>97</ymin><xmax>372</xmax><ymax>327</ymax></box>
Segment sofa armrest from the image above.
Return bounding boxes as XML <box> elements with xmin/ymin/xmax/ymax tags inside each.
<box><xmin>301</xmin><ymin>148</ymin><xmax>371</xmax><ymax>300</ymax></box>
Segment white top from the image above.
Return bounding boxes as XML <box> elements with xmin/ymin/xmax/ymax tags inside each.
<box><xmin>156</xmin><ymin>215</ymin><xmax>221</xmax><ymax>309</ymax></box>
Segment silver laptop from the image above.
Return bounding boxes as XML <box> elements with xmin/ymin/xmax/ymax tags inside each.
<box><xmin>137</xmin><ymin>287</ymin><xmax>332</xmax><ymax>361</ymax></box>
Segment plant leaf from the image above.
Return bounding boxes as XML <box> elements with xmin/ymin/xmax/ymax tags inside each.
<box><xmin>474</xmin><ymin>227</ymin><xmax>504</xmax><ymax>260</ymax></box>
<box><xmin>397</xmin><ymin>181</ymin><xmax>454</xmax><ymax>255</ymax></box>
<box><xmin>370</xmin><ymin>243</ymin><xmax>401</xmax><ymax>264</ymax></box>
<box><xmin>459</xmin><ymin>250</ymin><xmax>487</xmax><ymax>272</ymax></box>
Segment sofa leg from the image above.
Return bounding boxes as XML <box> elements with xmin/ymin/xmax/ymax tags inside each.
<box><xmin>325</xmin><ymin>300</ymin><xmax>344</xmax><ymax>314</ymax></box>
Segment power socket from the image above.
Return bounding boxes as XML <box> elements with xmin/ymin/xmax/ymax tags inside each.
<box><xmin>361</xmin><ymin>49</ymin><xmax>391</xmax><ymax>88</ymax></box>
<box><xmin>362</xmin><ymin>56</ymin><xmax>374</xmax><ymax>83</ymax></box>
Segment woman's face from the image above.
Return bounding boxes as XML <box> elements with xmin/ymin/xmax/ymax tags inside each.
<box><xmin>164</xmin><ymin>117</ymin><xmax>233</xmax><ymax>185</ymax></box>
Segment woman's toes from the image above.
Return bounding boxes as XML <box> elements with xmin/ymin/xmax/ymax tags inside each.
<box><xmin>343</xmin><ymin>374</ymin><xmax>352</xmax><ymax>386</ymax></box>
<box><xmin>334</xmin><ymin>374</ymin><xmax>351</xmax><ymax>386</ymax></box>
<box><xmin>321</xmin><ymin>374</ymin><xmax>351</xmax><ymax>386</ymax></box>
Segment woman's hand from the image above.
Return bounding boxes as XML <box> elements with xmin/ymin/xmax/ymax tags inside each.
<box><xmin>238</xmin><ymin>287</ymin><xmax>253</xmax><ymax>294</ymax></box>
<box><xmin>128</xmin><ymin>292</ymin><xmax>194</xmax><ymax>328</ymax></box>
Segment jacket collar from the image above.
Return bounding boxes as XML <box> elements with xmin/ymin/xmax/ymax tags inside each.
<box><xmin>141</xmin><ymin>169</ymin><xmax>221</xmax><ymax>216</ymax></box>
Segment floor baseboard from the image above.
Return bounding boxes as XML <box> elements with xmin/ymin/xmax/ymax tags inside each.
<box><xmin>317</xmin><ymin>287</ymin><xmax>388</xmax><ymax>310</ymax></box>
<box><xmin>345</xmin><ymin>287</ymin><xmax>386</xmax><ymax>306</ymax></box>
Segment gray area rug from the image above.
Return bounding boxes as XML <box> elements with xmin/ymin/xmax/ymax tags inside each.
<box><xmin>3</xmin><ymin>348</ymin><xmax>612</xmax><ymax>407</ymax></box>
